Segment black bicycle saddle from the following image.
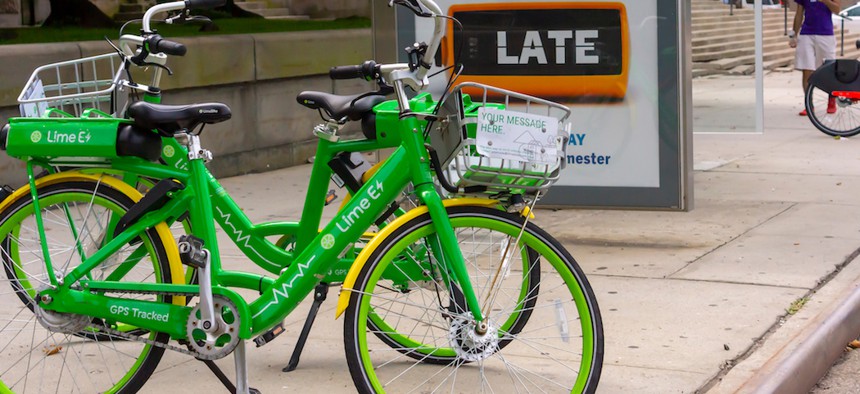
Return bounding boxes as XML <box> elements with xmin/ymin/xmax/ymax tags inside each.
<box><xmin>296</xmin><ymin>91</ymin><xmax>385</xmax><ymax>121</ymax></box>
<box><xmin>128</xmin><ymin>101</ymin><xmax>232</xmax><ymax>135</ymax></box>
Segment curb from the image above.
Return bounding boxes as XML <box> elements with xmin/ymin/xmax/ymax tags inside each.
<box><xmin>738</xmin><ymin>282</ymin><xmax>860</xmax><ymax>393</ymax></box>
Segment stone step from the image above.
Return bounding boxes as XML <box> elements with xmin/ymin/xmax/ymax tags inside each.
<box><xmin>266</xmin><ymin>15</ymin><xmax>311</xmax><ymax>20</ymax></box>
<box><xmin>254</xmin><ymin>8</ymin><xmax>292</xmax><ymax>17</ymax></box>
<box><xmin>235</xmin><ymin>1</ymin><xmax>267</xmax><ymax>11</ymax></box>
<box><xmin>692</xmin><ymin>6</ymin><xmax>784</xmax><ymax>15</ymax></box>
<box><xmin>693</xmin><ymin>36</ymin><xmax>788</xmax><ymax>60</ymax></box>
<box><xmin>695</xmin><ymin>12</ymin><xmax>789</xmax><ymax>22</ymax></box>
<box><xmin>692</xmin><ymin>24</ymin><xmax>791</xmax><ymax>40</ymax></box>
<box><xmin>118</xmin><ymin>4</ymin><xmax>144</xmax><ymax>13</ymax></box>
<box><xmin>0</xmin><ymin>14</ymin><xmax>19</xmax><ymax>28</ymax></box>
<box><xmin>692</xmin><ymin>32</ymin><xmax>860</xmax><ymax>62</ymax></box>
<box><xmin>693</xmin><ymin>45</ymin><xmax>860</xmax><ymax>74</ymax></box>
<box><xmin>693</xmin><ymin>29</ymin><xmax>854</xmax><ymax>51</ymax></box>
<box><xmin>235</xmin><ymin>0</ymin><xmax>293</xmax><ymax>17</ymax></box>
<box><xmin>266</xmin><ymin>0</ymin><xmax>291</xmax><ymax>8</ymax></box>
<box><xmin>692</xmin><ymin>12</ymin><xmax>789</xmax><ymax>25</ymax></box>
<box><xmin>693</xmin><ymin>30</ymin><xmax>792</xmax><ymax>46</ymax></box>
<box><xmin>114</xmin><ymin>11</ymin><xmax>144</xmax><ymax>22</ymax></box>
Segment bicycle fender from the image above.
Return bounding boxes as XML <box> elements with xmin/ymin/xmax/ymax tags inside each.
<box><xmin>0</xmin><ymin>171</ymin><xmax>187</xmax><ymax>305</ymax></box>
<box><xmin>335</xmin><ymin>198</ymin><xmax>500</xmax><ymax>318</ymax></box>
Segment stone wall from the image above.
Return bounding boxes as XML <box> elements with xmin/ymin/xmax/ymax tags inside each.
<box><xmin>0</xmin><ymin>0</ymin><xmax>371</xmax><ymax>27</ymax></box>
<box><xmin>0</xmin><ymin>29</ymin><xmax>373</xmax><ymax>186</ymax></box>
<box><xmin>290</xmin><ymin>0</ymin><xmax>371</xmax><ymax>18</ymax></box>
<box><xmin>0</xmin><ymin>0</ymin><xmax>17</xmax><ymax>27</ymax></box>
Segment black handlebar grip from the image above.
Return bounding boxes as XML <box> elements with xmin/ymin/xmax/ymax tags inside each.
<box><xmin>329</xmin><ymin>61</ymin><xmax>378</xmax><ymax>81</ymax></box>
<box><xmin>153</xmin><ymin>38</ymin><xmax>187</xmax><ymax>56</ymax></box>
<box><xmin>329</xmin><ymin>65</ymin><xmax>364</xmax><ymax>80</ymax></box>
<box><xmin>184</xmin><ymin>0</ymin><xmax>226</xmax><ymax>9</ymax></box>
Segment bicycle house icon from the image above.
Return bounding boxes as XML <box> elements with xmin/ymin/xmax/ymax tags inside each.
<box><xmin>516</xmin><ymin>128</ymin><xmax>554</xmax><ymax>163</ymax></box>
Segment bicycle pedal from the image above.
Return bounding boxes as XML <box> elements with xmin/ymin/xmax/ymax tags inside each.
<box><xmin>324</xmin><ymin>189</ymin><xmax>338</xmax><ymax>206</ymax></box>
<box><xmin>178</xmin><ymin>235</ymin><xmax>207</xmax><ymax>268</ymax></box>
<box><xmin>253</xmin><ymin>321</ymin><xmax>285</xmax><ymax>347</ymax></box>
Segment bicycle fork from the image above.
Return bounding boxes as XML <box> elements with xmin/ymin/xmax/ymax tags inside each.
<box><xmin>398</xmin><ymin>110</ymin><xmax>486</xmax><ymax>326</ymax></box>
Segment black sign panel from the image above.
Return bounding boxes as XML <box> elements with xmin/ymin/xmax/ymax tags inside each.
<box><xmin>452</xmin><ymin>9</ymin><xmax>624</xmax><ymax>76</ymax></box>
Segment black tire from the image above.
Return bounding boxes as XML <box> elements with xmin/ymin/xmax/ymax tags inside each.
<box><xmin>344</xmin><ymin>206</ymin><xmax>603</xmax><ymax>393</ymax></box>
<box><xmin>805</xmin><ymin>83</ymin><xmax>860</xmax><ymax>137</ymax></box>
<box><xmin>0</xmin><ymin>181</ymin><xmax>174</xmax><ymax>393</ymax></box>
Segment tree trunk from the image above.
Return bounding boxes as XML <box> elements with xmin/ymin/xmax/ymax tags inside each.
<box><xmin>43</xmin><ymin>0</ymin><xmax>114</xmax><ymax>28</ymax></box>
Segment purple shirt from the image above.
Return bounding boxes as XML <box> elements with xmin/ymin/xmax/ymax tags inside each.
<box><xmin>796</xmin><ymin>0</ymin><xmax>835</xmax><ymax>36</ymax></box>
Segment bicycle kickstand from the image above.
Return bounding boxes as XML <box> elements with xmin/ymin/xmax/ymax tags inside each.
<box><xmin>197</xmin><ymin>340</ymin><xmax>260</xmax><ymax>394</ymax></box>
<box><xmin>283</xmin><ymin>282</ymin><xmax>330</xmax><ymax>372</ymax></box>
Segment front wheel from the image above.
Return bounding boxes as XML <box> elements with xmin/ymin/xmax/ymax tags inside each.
<box><xmin>805</xmin><ymin>83</ymin><xmax>860</xmax><ymax>137</ymax></box>
<box><xmin>343</xmin><ymin>206</ymin><xmax>603</xmax><ymax>393</ymax></box>
<box><xmin>0</xmin><ymin>180</ymin><xmax>176</xmax><ymax>393</ymax></box>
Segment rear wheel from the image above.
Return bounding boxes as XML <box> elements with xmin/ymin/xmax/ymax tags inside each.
<box><xmin>344</xmin><ymin>206</ymin><xmax>603</xmax><ymax>393</ymax></box>
<box><xmin>0</xmin><ymin>180</ymin><xmax>176</xmax><ymax>393</ymax></box>
<box><xmin>805</xmin><ymin>83</ymin><xmax>860</xmax><ymax>137</ymax></box>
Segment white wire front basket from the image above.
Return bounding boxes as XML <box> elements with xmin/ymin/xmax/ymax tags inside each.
<box><xmin>429</xmin><ymin>82</ymin><xmax>571</xmax><ymax>199</ymax></box>
<box><xmin>17</xmin><ymin>53</ymin><xmax>130</xmax><ymax>119</ymax></box>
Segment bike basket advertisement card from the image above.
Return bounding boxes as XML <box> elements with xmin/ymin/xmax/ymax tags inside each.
<box><xmin>413</xmin><ymin>0</ymin><xmax>662</xmax><ymax>190</ymax></box>
<box><xmin>476</xmin><ymin>107</ymin><xmax>559</xmax><ymax>165</ymax></box>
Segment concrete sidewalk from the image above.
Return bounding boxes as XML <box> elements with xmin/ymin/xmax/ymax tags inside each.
<box><xmin>143</xmin><ymin>70</ymin><xmax>860</xmax><ymax>393</ymax></box>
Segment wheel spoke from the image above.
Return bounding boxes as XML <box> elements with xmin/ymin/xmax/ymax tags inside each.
<box><xmin>345</xmin><ymin>207</ymin><xmax>602</xmax><ymax>393</ymax></box>
<box><xmin>0</xmin><ymin>181</ymin><xmax>173</xmax><ymax>393</ymax></box>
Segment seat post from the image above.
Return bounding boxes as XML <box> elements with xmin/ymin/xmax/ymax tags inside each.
<box><xmin>176</xmin><ymin>132</ymin><xmax>213</xmax><ymax>162</ymax></box>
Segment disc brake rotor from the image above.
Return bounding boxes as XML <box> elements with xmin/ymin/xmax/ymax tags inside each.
<box><xmin>448</xmin><ymin>315</ymin><xmax>500</xmax><ymax>362</ymax></box>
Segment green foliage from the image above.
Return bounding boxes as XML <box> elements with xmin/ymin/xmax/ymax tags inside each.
<box><xmin>0</xmin><ymin>16</ymin><xmax>370</xmax><ymax>45</ymax></box>
<box><xmin>786</xmin><ymin>297</ymin><xmax>809</xmax><ymax>315</ymax></box>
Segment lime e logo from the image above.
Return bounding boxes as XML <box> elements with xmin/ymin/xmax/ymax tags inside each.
<box><xmin>320</xmin><ymin>234</ymin><xmax>335</xmax><ymax>250</ymax></box>
<box><xmin>30</xmin><ymin>131</ymin><xmax>42</xmax><ymax>143</ymax></box>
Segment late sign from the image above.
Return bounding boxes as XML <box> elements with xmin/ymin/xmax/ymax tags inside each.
<box><xmin>444</xmin><ymin>2</ymin><xmax>629</xmax><ymax>100</ymax></box>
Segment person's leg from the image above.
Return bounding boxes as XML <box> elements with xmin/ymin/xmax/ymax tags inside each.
<box><xmin>812</xmin><ymin>35</ymin><xmax>838</xmax><ymax>113</ymax></box>
<box><xmin>796</xmin><ymin>35</ymin><xmax>816</xmax><ymax>115</ymax></box>
<box><xmin>802</xmin><ymin>69</ymin><xmax>814</xmax><ymax>92</ymax></box>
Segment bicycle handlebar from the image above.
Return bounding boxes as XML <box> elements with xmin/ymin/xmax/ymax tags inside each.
<box><xmin>329</xmin><ymin>61</ymin><xmax>379</xmax><ymax>81</ymax></box>
<box><xmin>150</xmin><ymin>35</ymin><xmax>187</xmax><ymax>57</ymax></box>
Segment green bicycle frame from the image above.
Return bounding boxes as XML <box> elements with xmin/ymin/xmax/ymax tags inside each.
<box><xmin>30</xmin><ymin>103</ymin><xmax>485</xmax><ymax>340</ymax></box>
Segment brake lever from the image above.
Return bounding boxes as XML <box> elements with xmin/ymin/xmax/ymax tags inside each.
<box><xmin>389</xmin><ymin>0</ymin><xmax>431</xmax><ymax>17</ymax></box>
<box><xmin>103</xmin><ymin>36</ymin><xmax>126</xmax><ymax>59</ymax></box>
<box><xmin>164</xmin><ymin>10</ymin><xmax>189</xmax><ymax>24</ymax></box>
<box><xmin>140</xmin><ymin>61</ymin><xmax>174</xmax><ymax>76</ymax></box>
<box><xmin>164</xmin><ymin>10</ymin><xmax>212</xmax><ymax>25</ymax></box>
<box><xmin>188</xmin><ymin>15</ymin><xmax>213</xmax><ymax>23</ymax></box>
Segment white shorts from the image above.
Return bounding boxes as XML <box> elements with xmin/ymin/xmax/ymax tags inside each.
<box><xmin>795</xmin><ymin>34</ymin><xmax>836</xmax><ymax>71</ymax></box>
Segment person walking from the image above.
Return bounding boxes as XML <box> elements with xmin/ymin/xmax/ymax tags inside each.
<box><xmin>789</xmin><ymin>0</ymin><xmax>840</xmax><ymax>116</ymax></box>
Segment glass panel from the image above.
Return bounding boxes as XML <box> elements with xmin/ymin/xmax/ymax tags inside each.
<box><xmin>693</xmin><ymin>0</ymin><xmax>768</xmax><ymax>134</ymax></box>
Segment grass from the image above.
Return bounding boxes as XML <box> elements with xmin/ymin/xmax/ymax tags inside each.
<box><xmin>0</xmin><ymin>16</ymin><xmax>371</xmax><ymax>45</ymax></box>
<box><xmin>786</xmin><ymin>297</ymin><xmax>809</xmax><ymax>315</ymax></box>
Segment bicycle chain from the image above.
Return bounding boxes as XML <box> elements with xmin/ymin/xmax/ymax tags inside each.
<box><xmin>91</xmin><ymin>288</ymin><xmax>201</xmax><ymax>358</ymax></box>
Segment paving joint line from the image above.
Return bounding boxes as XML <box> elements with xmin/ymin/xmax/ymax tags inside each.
<box><xmin>666</xmin><ymin>202</ymin><xmax>797</xmax><ymax>278</ymax></box>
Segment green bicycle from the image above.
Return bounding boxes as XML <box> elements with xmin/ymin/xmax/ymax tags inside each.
<box><xmin>0</xmin><ymin>0</ymin><xmax>603</xmax><ymax>392</ymax></box>
<box><xmin>2</xmin><ymin>0</ymin><xmax>403</xmax><ymax>373</ymax></box>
